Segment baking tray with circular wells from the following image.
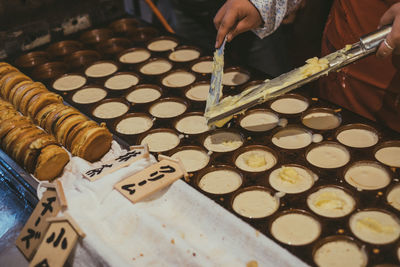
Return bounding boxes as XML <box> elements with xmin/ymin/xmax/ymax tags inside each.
<box><xmin>8</xmin><ymin>16</ymin><xmax>400</xmax><ymax>267</ymax></box>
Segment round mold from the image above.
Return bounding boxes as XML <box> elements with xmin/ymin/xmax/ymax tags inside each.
<box><xmin>374</xmin><ymin>141</ymin><xmax>400</xmax><ymax>168</ymax></box>
<box><xmin>31</xmin><ymin>62</ymin><xmax>68</xmax><ymax>81</ymax></box>
<box><xmin>196</xmin><ymin>165</ymin><xmax>243</xmax><ymax>195</ymax></box>
<box><xmin>270</xmin><ymin>93</ymin><xmax>310</xmax><ymax>115</ymax></box>
<box><xmin>232</xmin><ymin>145</ymin><xmax>278</xmax><ymax>173</ymax></box>
<box><xmin>190</xmin><ymin>56</ymin><xmax>213</xmax><ymax>74</ymax></box>
<box><xmin>124</xmin><ymin>84</ymin><xmax>162</xmax><ymax>104</ymax></box>
<box><xmin>84</xmin><ymin>60</ymin><xmax>119</xmax><ymax>78</ymax></box>
<box><xmin>169</xmin><ymin>145</ymin><xmax>210</xmax><ymax>173</ymax></box>
<box><xmin>168</xmin><ymin>46</ymin><xmax>201</xmax><ymax>63</ymax></box>
<box><xmin>301</xmin><ymin>108</ymin><xmax>342</xmax><ymax>130</ymax></box>
<box><xmin>386</xmin><ymin>184</ymin><xmax>400</xmax><ymax>211</ymax></box>
<box><xmin>51</xmin><ymin>73</ymin><xmax>87</xmax><ymax>93</ymax></box>
<box><xmin>271</xmin><ymin>126</ymin><xmax>313</xmax><ymax>150</ymax></box>
<box><xmin>90</xmin><ymin>98</ymin><xmax>130</xmax><ymax>121</ymax></box>
<box><xmin>335</xmin><ymin>123</ymin><xmax>379</xmax><ymax>148</ymax></box>
<box><xmin>97</xmin><ymin>37</ymin><xmax>132</xmax><ymax>56</ymax></box>
<box><xmin>118</xmin><ymin>47</ymin><xmax>151</xmax><ymax>65</ymax></box>
<box><xmin>64</xmin><ymin>50</ymin><xmax>101</xmax><ymax>70</ymax></box>
<box><xmin>184</xmin><ymin>81</ymin><xmax>210</xmax><ymax>102</ymax></box>
<box><xmin>113</xmin><ymin>112</ymin><xmax>153</xmax><ymax>136</ymax></box>
<box><xmin>202</xmin><ymin>129</ymin><xmax>244</xmax><ymax>153</ymax></box>
<box><xmin>47</xmin><ymin>40</ymin><xmax>83</xmax><ymax>58</ymax></box>
<box><xmin>103</xmin><ymin>72</ymin><xmax>140</xmax><ymax>93</ymax></box>
<box><xmin>149</xmin><ymin>97</ymin><xmax>188</xmax><ymax>119</ymax></box>
<box><xmin>173</xmin><ymin>112</ymin><xmax>209</xmax><ymax>135</ymax></box>
<box><xmin>138</xmin><ymin>57</ymin><xmax>173</xmax><ymax>76</ymax></box>
<box><xmin>238</xmin><ymin>108</ymin><xmax>279</xmax><ymax>132</ymax></box>
<box><xmin>109</xmin><ymin>18</ymin><xmax>139</xmax><ymax>34</ymax></box>
<box><xmin>222</xmin><ymin>66</ymin><xmax>250</xmax><ymax>87</ymax></box>
<box><xmin>160</xmin><ymin>69</ymin><xmax>197</xmax><ymax>89</ymax></box>
<box><xmin>306</xmin><ymin>141</ymin><xmax>351</xmax><ymax>169</ymax></box>
<box><xmin>269</xmin><ymin>164</ymin><xmax>317</xmax><ymax>194</ymax></box>
<box><xmin>70</xmin><ymin>85</ymin><xmax>108</xmax><ymax>105</ymax></box>
<box><xmin>146</xmin><ymin>36</ymin><xmax>179</xmax><ymax>52</ymax></box>
<box><xmin>80</xmin><ymin>28</ymin><xmax>113</xmax><ymax>45</ymax></box>
<box><xmin>15</xmin><ymin>51</ymin><xmax>50</xmax><ymax>69</ymax></box>
<box><xmin>128</xmin><ymin>26</ymin><xmax>159</xmax><ymax>43</ymax></box>
<box><xmin>138</xmin><ymin>128</ymin><xmax>181</xmax><ymax>153</ymax></box>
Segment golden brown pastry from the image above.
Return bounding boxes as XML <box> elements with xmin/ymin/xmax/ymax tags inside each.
<box><xmin>19</xmin><ymin>86</ymin><xmax>47</xmax><ymax>115</ymax></box>
<box><xmin>65</xmin><ymin>120</ymin><xmax>98</xmax><ymax>151</ymax></box>
<box><xmin>8</xmin><ymin>80</ymin><xmax>33</xmax><ymax>103</ymax></box>
<box><xmin>12</xmin><ymin>81</ymin><xmax>45</xmax><ymax>109</ymax></box>
<box><xmin>23</xmin><ymin>134</ymin><xmax>58</xmax><ymax>173</ymax></box>
<box><xmin>55</xmin><ymin>114</ymin><xmax>88</xmax><ymax>147</ymax></box>
<box><xmin>34</xmin><ymin>102</ymin><xmax>64</xmax><ymax>127</ymax></box>
<box><xmin>0</xmin><ymin>71</ymin><xmax>31</xmax><ymax>99</ymax></box>
<box><xmin>0</xmin><ymin>63</ymin><xmax>18</xmax><ymax>79</ymax></box>
<box><xmin>34</xmin><ymin>144</ymin><xmax>69</xmax><ymax>181</ymax></box>
<box><xmin>26</xmin><ymin>91</ymin><xmax>63</xmax><ymax>119</ymax></box>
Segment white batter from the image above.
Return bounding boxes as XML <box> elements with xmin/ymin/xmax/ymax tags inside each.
<box><xmin>140</xmin><ymin>131</ymin><xmax>180</xmax><ymax>152</ymax></box>
<box><xmin>191</xmin><ymin>61</ymin><xmax>213</xmax><ymax>73</ymax></box>
<box><xmin>147</xmin><ymin>39</ymin><xmax>178</xmax><ymax>52</ymax></box>
<box><xmin>125</xmin><ymin>87</ymin><xmax>161</xmax><ymax>104</ymax></box>
<box><xmin>150</xmin><ymin>101</ymin><xmax>187</xmax><ymax>118</ymax></box>
<box><xmin>169</xmin><ymin>49</ymin><xmax>200</xmax><ymax>62</ymax></box>
<box><xmin>140</xmin><ymin>60</ymin><xmax>172</xmax><ymax>75</ymax></box>
<box><xmin>313</xmin><ymin>239</ymin><xmax>367</xmax><ymax>267</ymax></box>
<box><xmin>162</xmin><ymin>71</ymin><xmax>196</xmax><ymax>88</ymax></box>
<box><xmin>375</xmin><ymin>146</ymin><xmax>400</xmax><ymax>167</ymax></box>
<box><xmin>337</xmin><ymin>128</ymin><xmax>378</xmax><ymax>148</ymax></box>
<box><xmin>240</xmin><ymin>111</ymin><xmax>279</xmax><ymax>132</ymax></box>
<box><xmin>269</xmin><ymin>166</ymin><xmax>315</xmax><ymax>194</ymax></box>
<box><xmin>185</xmin><ymin>84</ymin><xmax>209</xmax><ymax>101</ymax></box>
<box><xmin>232</xmin><ymin>190</ymin><xmax>279</xmax><ymax>218</ymax></box>
<box><xmin>387</xmin><ymin>185</ymin><xmax>400</xmax><ymax>211</ymax></box>
<box><xmin>85</xmin><ymin>62</ymin><xmax>118</xmax><ymax>78</ymax></box>
<box><xmin>92</xmin><ymin>101</ymin><xmax>129</xmax><ymax>119</ymax></box>
<box><xmin>344</xmin><ymin>162</ymin><xmax>391</xmax><ymax>190</ymax></box>
<box><xmin>171</xmin><ymin>149</ymin><xmax>209</xmax><ymax>172</ymax></box>
<box><xmin>270</xmin><ymin>97</ymin><xmax>309</xmax><ymax>114</ymax></box>
<box><xmin>72</xmin><ymin>87</ymin><xmax>107</xmax><ymax>104</ymax></box>
<box><xmin>349</xmin><ymin>210</ymin><xmax>400</xmax><ymax>245</ymax></box>
<box><xmin>270</xmin><ymin>212</ymin><xmax>321</xmax><ymax>245</ymax></box>
<box><xmin>203</xmin><ymin>131</ymin><xmax>243</xmax><ymax>152</ymax></box>
<box><xmin>222</xmin><ymin>71</ymin><xmax>250</xmax><ymax>86</ymax></box>
<box><xmin>307</xmin><ymin>187</ymin><xmax>355</xmax><ymax>218</ymax></box>
<box><xmin>272</xmin><ymin>128</ymin><xmax>312</xmax><ymax>149</ymax></box>
<box><xmin>302</xmin><ymin>112</ymin><xmax>341</xmax><ymax>130</ymax></box>
<box><xmin>105</xmin><ymin>74</ymin><xmax>139</xmax><ymax>90</ymax></box>
<box><xmin>119</xmin><ymin>49</ymin><xmax>151</xmax><ymax>64</ymax></box>
<box><xmin>235</xmin><ymin>149</ymin><xmax>276</xmax><ymax>172</ymax></box>
<box><xmin>115</xmin><ymin>116</ymin><xmax>153</xmax><ymax>135</ymax></box>
<box><xmin>175</xmin><ymin>115</ymin><xmax>209</xmax><ymax>134</ymax></box>
<box><xmin>53</xmin><ymin>75</ymin><xmax>86</xmax><ymax>91</ymax></box>
<box><xmin>306</xmin><ymin>144</ymin><xmax>350</xmax><ymax>168</ymax></box>
<box><xmin>198</xmin><ymin>169</ymin><xmax>242</xmax><ymax>194</ymax></box>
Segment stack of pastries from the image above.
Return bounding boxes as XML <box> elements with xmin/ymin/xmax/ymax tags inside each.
<box><xmin>0</xmin><ymin>62</ymin><xmax>113</xmax><ymax>180</ymax></box>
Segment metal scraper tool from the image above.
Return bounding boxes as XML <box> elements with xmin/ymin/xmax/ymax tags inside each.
<box><xmin>205</xmin><ymin>37</ymin><xmax>227</xmax><ymax>113</ymax></box>
<box><xmin>205</xmin><ymin>25</ymin><xmax>392</xmax><ymax>126</ymax></box>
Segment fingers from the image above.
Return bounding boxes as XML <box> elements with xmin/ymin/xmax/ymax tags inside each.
<box><xmin>379</xmin><ymin>3</ymin><xmax>400</xmax><ymax>27</ymax></box>
<box><xmin>214</xmin><ymin>3</ymin><xmax>227</xmax><ymax>31</ymax></box>
<box><xmin>377</xmin><ymin>15</ymin><xmax>400</xmax><ymax>58</ymax></box>
<box><xmin>227</xmin><ymin>18</ymin><xmax>252</xmax><ymax>41</ymax></box>
<box><xmin>215</xmin><ymin>7</ymin><xmax>238</xmax><ymax>48</ymax></box>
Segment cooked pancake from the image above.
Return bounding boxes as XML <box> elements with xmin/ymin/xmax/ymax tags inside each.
<box><xmin>12</xmin><ymin>82</ymin><xmax>45</xmax><ymax>108</ymax></box>
<box><xmin>51</xmin><ymin>107</ymin><xmax>81</xmax><ymax>136</ymax></box>
<box><xmin>65</xmin><ymin>120</ymin><xmax>98</xmax><ymax>151</ymax></box>
<box><xmin>27</xmin><ymin>91</ymin><xmax>63</xmax><ymax>119</ymax></box>
<box><xmin>34</xmin><ymin>144</ymin><xmax>69</xmax><ymax>181</ymax></box>
<box><xmin>34</xmin><ymin>102</ymin><xmax>64</xmax><ymax>127</ymax></box>
<box><xmin>19</xmin><ymin>86</ymin><xmax>47</xmax><ymax>115</ymax></box>
<box><xmin>23</xmin><ymin>134</ymin><xmax>58</xmax><ymax>173</ymax></box>
<box><xmin>9</xmin><ymin>127</ymin><xmax>45</xmax><ymax>159</ymax></box>
<box><xmin>0</xmin><ymin>108</ymin><xmax>19</xmax><ymax>121</ymax></box>
<box><xmin>2</xmin><ymin>124</ymin><xmax>37</xmax><ymax>153</ymax></box>
<box><xmin>0</xmin><ymin>116</ymin><xmax>31</xmax><ymax>140</ymax></box>
<box><xmin>55</xmin><ymin>114</ymin><xmax>88</xmax><ymax>146</ymax></box>
<box><xmin>0</xmin><ymin>72</ymin><xmax>31</xmax><ymax>100</ymax></box>
<box><xmin>14</xmin><ymin>131</ymin><xmax>47</xmax><ymax>164</ymax></box>
<box><xmin>8</xmin><ymin>80</ymin><xmax>34</xmax><ymax>103</ymax></box>
<box><xmin>42</xmin><ymin>105</ymin><xmax>71</xmax><ymax>133</ymax></box>
<box><xmin>0</xmin><ymin>64</ymin><xmax>18</xmax><ymax>79</ymax></box>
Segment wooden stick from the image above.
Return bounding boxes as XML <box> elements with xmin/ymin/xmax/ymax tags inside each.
<box><xmin>144</xmin><ymin>0</ymin><xmax>175</xmax><ymax>34</ymax></box>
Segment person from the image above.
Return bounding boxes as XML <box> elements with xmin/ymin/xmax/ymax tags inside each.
<box><xmin>214</xmin><ymin>0</ymin><xmax>400</xmax><ymax>132</ymax></box>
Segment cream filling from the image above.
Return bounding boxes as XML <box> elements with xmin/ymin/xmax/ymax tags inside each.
<box><xmin>191</xmin><ymin>61</ymin><xmax>213</xmax><ymax>73</ymax></box>
<box><xmin>271</xmin><ymin>98</ymin><xmax>309</xmax><ymax>114</ymax></box>
<box><xmin>147</xmin><ymin>39</ymin><xmax>177</xmax><ymax>52</ymax></box>
<box><xmin>93</xmin><ymin>102</ymin><xmax>129</xmax><ymax>119</ymax></box>
<box><xmin>119</xmin><ymin>50</ymin><xmax>150</xmax><ymax>64</ymax></box>
<box><xmin>349</xmin><ymin>210</ymin><xmax>400</xmax><ymax>244</ymax></box>
<box><xmin>306</xmin><ymin>144</ymin><xmax>350</xmax><ymax>168</ymax></box>
<box><xmin>140</xmin><ymin>60</ymin><xmax>172</xmax><ymax>75</ymax></box>
<box><xmin>302</xmin><ymin>112</ymin><xmax>341</xmax><ymax>130</ymax></box>
<box><xmin>240</xmin><ymin>111</ymin><xmax>279</xmax><ymax>132</ymax></box>
<box><xmin>162</xmin><ymin>72</ymin><xmax>196</xmax><ymax>88</ymax></box>
<box><xmin>171</xmin><ymin>149</ymin><xmax>209</xmax><ymax>172</ymax></box>
<box><xmin>175</xmin><ymin>115</ymin><xmax>209</xmax><ymax>134</ymax></box>
<box><xmin>169</xmin><ymin>49</ymin><xmax>200</xmax><ymax>62</ymax></box>
<box><xmin>232</xmin><ymin>190</ymin><xmax>278</xmax><ymax>218</ymax></box>
<box><xmin>271</xmin><ymin>213</ymin><xmax>321</xmax><ymax>245</ymax></box>
<box><xmin>53</xmin><ymin>75</ymin><xmax>86</xmax><ymax>91</ymax></box>
<box><xmin>272</xmin><ymin>128</ymin><xmax>312</xmax><ymax>149</ymax></box>
<box><xmin>203</xmin><ymin>132</ymin><xmax>243</xmax><ymax>152</ymax></box>
<box><xmin>337</xmin><ymin>128</ymin><xmax>378</xmax><ymax>148</ymax></box>
<box><xmin>150</xmin><ymin>101</ymin><xmax>187</xmax><ymax>118</ymax></box>
<box><xmin>222</xmin><ymin>72</ymin><xmax>249</xmax><ymax>86</ymax></box>
<box><xmin>105</xmin><ymin>74</ymin><xmax>139</xmax><ymax>90</ymax></box>
<box><xmin>125</xmin><ymin>88</ymin><xmax>161</xmax><ymax>103</ymax></box>
<box><xmin>235</xmin><ymin>149</ymin><xmax>276</xmax><ymax>172</ymax></box>
<box><xmin>269</xmin><ymin>166</ymin><xmax>314</xmax><ymax>194</ymax></box>
<box><xmin>198</xmin><ymin>169</ymin><xmax>242</xmax><ymax>194</ymax></box>
<box><xmin>85</xmin><ymin>62</ymin><xmax>117</xmax><ymax>78</ymax></box>
<box><xmin>72</xmin><ymin>87</ymin><xmax>107</xmax><ymax>104</ymax></box>
<box><xmin>344</xmin><ymin>163</ymin><xmax>391</xmax><ymax>190</ymax></box>
<box><xmin>314</xmin><ymin>240</ymin><xmax>367</xmax><ymax>267</ymax></box>
<box><xmin>307</xmin><ymin>187</ymin><xmax>355</xmax><ymax>218</ymax></box>
<box><xmin>375</xmin><ymin>146</ymin><xmax>400</xmax><ymax>167</ymax></box>
<box><xmin>185</xmin><ymin>84</ymin><xmax>209</xmax><ymax>101</ymax></box>
<box><xmin>140</xmin><ymin>132</ymin><xmax>179</xmax><ymax>152</ymax></box>
<box><xmin>387</xmin><ymin>185</ymin><xmax>400</xmax><ymax>211</ymax></box>
<box><xmin>115</xmin><ymin>116</ymin><xmax>152</xmax><ymax>135</ymax></box>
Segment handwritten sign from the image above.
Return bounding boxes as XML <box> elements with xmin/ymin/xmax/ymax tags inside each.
<box><xmin>16</xmin><ymin>188</ymin><xmax>61</xmax><ymax>260</ymax></box>
<box><xmin>29</xmin><ymin>214</ymin><xmax>85</xmax><ymax>267</ymax></box>
<box><xmin>83</xmin><ymin>145</ymin><xmax>150</xmax><ymax>181</ymax></box>
<box><xmin>115</xmin><ymin>155</ymin><xmax>188</xmax><ymax>203</ymax></box>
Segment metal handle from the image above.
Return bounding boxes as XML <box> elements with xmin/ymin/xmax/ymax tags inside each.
<box><xmin>360</xmin><ymin>25</ymin><xmax>392</xmax><ymax>51</ymax></box>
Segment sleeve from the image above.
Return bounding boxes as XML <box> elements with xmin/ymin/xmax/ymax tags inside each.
<box><xmin>250</xmin><ymin>0</ymin><xmax>303</xmax><ymax>39</ymax></box>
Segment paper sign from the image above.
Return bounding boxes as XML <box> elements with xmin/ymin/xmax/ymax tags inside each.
<box><xmin>115</xmin><ymin>155</ymin><xmax>188</xmax><ymax>203</ymax></box>
<box><xmin>83</xmin><ymin>145</ymin><xmax>149</xmax><ymax>181</ymax></box>
<box><xmin>16</xmin><ymin>189</ymin><xmax>61</xmax><ymax>260</ymax></box>
<box><xmin>29</xmin><ymin>221</ymin><xmax>78</xmax><ymax>267</ymax></box>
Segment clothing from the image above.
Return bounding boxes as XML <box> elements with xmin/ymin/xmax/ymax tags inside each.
<box><xmin>319</xmin><ymin>0</ymin><xmax>400</xmax><ymax>132</ymax></box>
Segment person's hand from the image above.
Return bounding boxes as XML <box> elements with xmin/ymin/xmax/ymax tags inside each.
<box><xmin>377</xmin><ymin>3</ymin><xmax>400</xmax><ymax>58</ymax></box>
<box><xmin>214</xmin><ymin>0</ymin><xmax>263</xmax><ymax>48</ymax></box>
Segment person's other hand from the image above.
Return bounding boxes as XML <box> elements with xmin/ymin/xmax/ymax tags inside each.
<box><xmin>214</xmin><ymin>0</ymin><xmax>263</xmax><ymax>48</ymax></box>
<box><xmin>377</xmin><ymin>3</ymin><xmax>400</xmax><ymax>58</ymax></box>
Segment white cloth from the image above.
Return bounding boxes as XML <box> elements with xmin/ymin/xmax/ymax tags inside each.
<box><xmin>43</xmin><ymin>141</ymin><xmax>308</xmax><ymax>266</ymax></box>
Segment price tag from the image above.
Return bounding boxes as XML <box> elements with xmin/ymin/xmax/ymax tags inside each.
<box><xmin>29</xmin><ymin>214</ymin><xmax>85</xmax><ymax>267</ymax></box>
<box><xmin>83</xmin><ymin>145</ymin><xmax>150</xmax><ymax>181</ymax></box>
<box><xmin>16</xmin><ymin>187</ymin><xmax>61</xmax><ymax>260</ymax></box>
<box><xmin>115</xmin><ymin>155</ymin><xmax>188</xmax><ymax>204</ymax></box>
